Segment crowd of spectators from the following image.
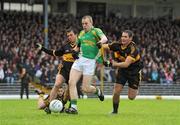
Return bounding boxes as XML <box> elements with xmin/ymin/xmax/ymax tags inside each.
<box><xmin>0</xmin><ymin>11</ymin><xmax>179</xmax><ymax>85</ymax></box>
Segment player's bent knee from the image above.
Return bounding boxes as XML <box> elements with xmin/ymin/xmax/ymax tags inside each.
<box><xmin>81</xmin><ymin>86</ymin><xmax>87</xmax><ymax>92</ymax></box>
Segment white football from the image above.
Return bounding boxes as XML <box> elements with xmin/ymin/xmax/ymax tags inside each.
<box><xmin>49</xmin><ymin>99</ymin><xmax>63</xmax><ymax>113</ymax></box>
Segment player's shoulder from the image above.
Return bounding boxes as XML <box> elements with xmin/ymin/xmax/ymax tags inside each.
<box><xmin>130</xmin><ymin>41</ymin><xmax>137</xmax><ymax>46</ymax></box>
<box><xmin>62</xmin><ymin>41</ymin><xmax>69</xmax><ymax>47</ymax></box>
<box><xmin>62</xmin><ymin>41</ymin><xmax>74</xmax><ymax>50</ymax></box>
<box><xmin>78</xmin><ymin>30</ymin><xmax>85</xmax><ymax>38</ymax></box>
<box><xmin>93</xmin><ymin>27</ymin><xmax>103</xmax><ymax>32</ymax></box>
<box><xmin>128</xmin><ymin>41</ymin><xmax>139</xmax><ymax>53</ymax></box>
<box><xmin>128</xmin><ymin>41</ymin><xmax>138</xmax><ymax>49</ymax></box>
<box><xmin>79</xmin><ymin>30</ymin><xmax>85</xmax><ymax>35</ymax></box>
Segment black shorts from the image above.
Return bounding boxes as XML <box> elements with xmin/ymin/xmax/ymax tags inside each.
<box><xmin>116</xmin><ymin>69</ymin><xmax>141</xmax><ymax>89</ymax></box>
<box><xmin>57</xmin><ymin>62</ymin><xmax>73</xmax><ymax>84</ymax></box>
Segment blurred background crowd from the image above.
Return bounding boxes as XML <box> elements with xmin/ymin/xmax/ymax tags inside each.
<box><xmin>0</xmin><ymin>11</ymin><xmax>180</xmax><ymax>85</ymax></box>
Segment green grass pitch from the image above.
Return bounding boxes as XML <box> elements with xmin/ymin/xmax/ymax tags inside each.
<box><xmin>0</xmin><ymin>99</ymin><xmax>179</xmax><ymax>125</ymax></box>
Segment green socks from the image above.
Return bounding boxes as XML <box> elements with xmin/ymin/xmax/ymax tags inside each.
<box><xmin>71</xmin><ymin>99</ymin><xmax>77</xmax><ymax>110</ymax></box>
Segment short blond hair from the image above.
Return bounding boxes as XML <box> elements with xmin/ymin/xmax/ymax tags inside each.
<box><xmin>82</xmin><ymin>15</ymin><xmax>93</xmax><ymax>24</ymax></box>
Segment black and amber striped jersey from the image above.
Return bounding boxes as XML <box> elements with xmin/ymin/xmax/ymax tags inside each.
<box><xmin>41</xmin><ymin>41</ymin><xmax>76</xmax><ymax>63</ymax></box>
<box><xmin>52</xmin><ymin>42</ymin><xmax>76</xmax><ymax>63</ymax></box>
<box><xmin>41</xmin><ymin>42</ymin><xmax>76</xmax><ymax>78</ymax></box>
<box><xmin>108</xmin><ymin>41</ymin><xmax>143</xmax><ymax>74</ymax></box>
<box><xmin>40</xmin><ymin>41</ymin><xmax>76</xmax><ymax>83</ymax></box>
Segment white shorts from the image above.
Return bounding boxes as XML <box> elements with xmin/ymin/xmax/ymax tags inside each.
<box><xmin>72</xmin><ymin>56</ymin><xmax>96</xmax><ymax>75</ymax></box>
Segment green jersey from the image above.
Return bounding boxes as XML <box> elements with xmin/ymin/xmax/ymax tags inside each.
<box><xmin>77</xmin><ymin>27</ymin><xmax>105</xmax><ymax>59</ymax></box>
<box><xmin>96</xmin><ymin>55</ymin><xmax>103</xmax><ymax>64</ymax></box>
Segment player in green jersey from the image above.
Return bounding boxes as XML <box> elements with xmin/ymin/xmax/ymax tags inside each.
<box><xmin>65</xmin><ymin>15</ymin><xmax>108</xmax><ymax>114</ymax></box>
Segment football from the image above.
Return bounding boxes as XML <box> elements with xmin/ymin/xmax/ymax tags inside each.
<box><xmin>49</xmin><ymin>99</ymin><xmax>63</xmax><ymax>113</ymax></box>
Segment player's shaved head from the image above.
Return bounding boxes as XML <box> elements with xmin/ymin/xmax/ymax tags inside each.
<box><xmin>82</xmin><ymin>15</ymin><xmax>93</xmax><ymax>32</ymax></box>
<box><xmin>82</xmin><ymin>15</ymin><xmax>93</xmax><ymax>24</ymax></box>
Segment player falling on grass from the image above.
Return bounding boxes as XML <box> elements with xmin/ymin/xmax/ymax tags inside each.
<box><xmin>97</xmin><ymin>30</ymin><xmax>143</xmax><ymax>114</ymax></box>
<box><xmin>35</xmin><ymin>88</ymin><xmax>65</xmax><ymax>111</ymax></box>
<box><xmin>65</xmin><ymin>15</ymin><xmax>108</xmax><ymax>114</ymax></box>
<box><xmin>35</xmin><ymin>28</ymin><xmax>79</xmax><ymax>114</ymax></box>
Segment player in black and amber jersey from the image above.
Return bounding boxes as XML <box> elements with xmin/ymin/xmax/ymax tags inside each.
<box><xmin>98</xmin><ymin>30</ymin><xmax>143</xmax><ymax>114</ymax></box>
<box><xmin>35</xmin><ymin>28</ymin><xmax>78</xmax><ymax>114</ymax></box>
<box><xmin>35</xmin><ymin>88</ymin><xmax>65</xmax><ymax>110</ymax></box>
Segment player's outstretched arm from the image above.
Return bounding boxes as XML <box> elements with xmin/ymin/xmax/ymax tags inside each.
<box><xmin>112</xmin><ymin>57</ymin><xmax>133</xmax><ymax>68</ymax></box>
<box><xmin>96</xmin><ymin>42</ymin><xmax>110</xmax><ymax>50</ymax></box>
<box><xmin>35</xmin><ymin>43</ymin><xmax>63</xmax><ymax>57</ymax></box>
